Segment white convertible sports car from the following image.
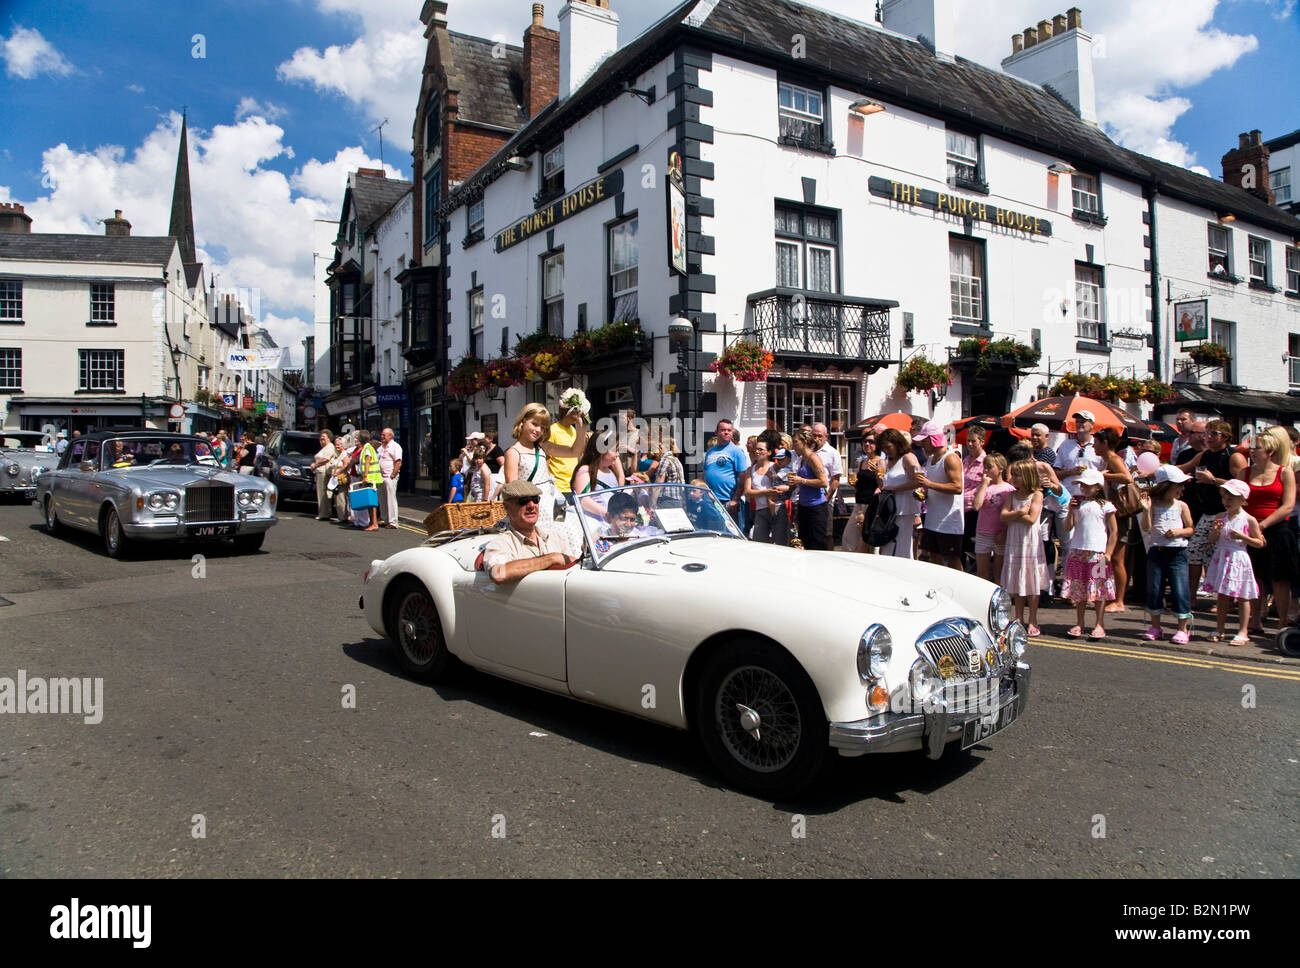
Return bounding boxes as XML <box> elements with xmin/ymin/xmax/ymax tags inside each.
<box><xmin>361</xmin><ymin>483</ymin><xmax>1030</xmax><ymax>795</ymax></box>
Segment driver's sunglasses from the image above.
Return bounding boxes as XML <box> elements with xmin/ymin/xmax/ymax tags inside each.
<box><xmin>512</xmin><ymin>495</ymin><xmax>541</xmax><ymax>506</ymax></box>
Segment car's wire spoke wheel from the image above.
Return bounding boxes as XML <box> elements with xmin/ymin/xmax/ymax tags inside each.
<box><xmin>715</xmin><ymin>665</ymin><xmax>802</xmax><ymax>773</ymax></box>
<box><xmin>397</xmin><ymin>591</ymin><xmax>440</xmax><ymax>663</ymax></box>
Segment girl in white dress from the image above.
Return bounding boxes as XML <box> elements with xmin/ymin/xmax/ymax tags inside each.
<box><xmin>504</xmin><ymin>403</ymin><xmax>588</xmax><ymax>527</ymax></box>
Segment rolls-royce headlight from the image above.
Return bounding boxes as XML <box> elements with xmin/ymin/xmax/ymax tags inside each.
<box><xmin>857</xmin><ymin>624</ymin><xmax>893</xmax><ymax>682</ymax></box>
<box><xmin>1008</xmin><ymin>622</ymin><xmax>1029</xmax><ymax>659</ymax></box>
<box><xmin>164</xmin><ymin>492</ymin><xmax>179</xmax><ymax>510</ymax></box>
<box><xmin>251</xmin><ymin>491</ymin><xmax>265</xmax><ymax>507</ymax></box>
<box><xmin>989</xmin><ymin>587</ymin><xmax>1012</xmax><ymax>634</ymax></box>
<box><xmin>279</xmin><ymin>465</ymin><xmax>303</xmax><ymax>478</ymax></box>
<box><xmin>4</xmin><ymin>463</ymin><xmax>17</xmax><ymax>476</ymax></box>
<box><xmin>238</xmin><ymin>490</ymin><xmax>252</xmax><ymax>507</ymax></box>
<box><xmin>147</xmin><ymin>493</ymin><xmax>165</xmax><ymax>510</ymax></box>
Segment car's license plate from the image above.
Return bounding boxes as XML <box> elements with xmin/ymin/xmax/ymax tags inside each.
<box><xmin>962</xmin><ymin>696</ymin><xmax>1019</xmax><ymax>748</ymax></box>
<box><xmin>187</xmin><ymin>523</ymin><xmax>235</xmax><ymax>537</ymax></box>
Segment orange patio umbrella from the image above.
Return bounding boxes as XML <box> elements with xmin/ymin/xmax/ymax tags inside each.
<box><xmin>1001</xmin><ymin>394</ymin><xmax>1150</xmax><ymax>438</ymax></box>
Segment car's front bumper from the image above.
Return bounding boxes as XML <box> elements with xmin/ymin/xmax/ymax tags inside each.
<box><xmin>121</xmin><ymin>515</ymin><xmax>277</xmax><ymax>540</ymax></box>
<box><xmin>828</xmin><ymin>660</ymin><xmax>1030</xmax><ymax>757</ymax></box>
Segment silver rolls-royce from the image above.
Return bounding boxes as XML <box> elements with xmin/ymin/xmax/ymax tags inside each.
<box><xmin>1</xmin><ymin>431</ymin><xmax>59</xmax><ymax>501</ymax></box>
<box><xmin>35</xmin><ymin>430</ymin><xmax>278</xmax><ymax>557</ymax></box>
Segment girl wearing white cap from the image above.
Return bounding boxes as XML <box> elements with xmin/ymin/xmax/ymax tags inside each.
<box><xmin>1201</xmin><ymin>478</ymin><xmax>1264</xmax><ymax>645</ymax></box>
<box><xmin>1138</xmin><ymin>465</ymin><xmax>1195</xmax><ymax>643</ymax></box>
<box><xmin>1062</xmin><ymin>468</ymin><xmax>1117</xmax><ymax>638</ymax></box>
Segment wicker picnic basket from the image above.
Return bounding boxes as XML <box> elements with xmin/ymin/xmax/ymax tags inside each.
<box><xmin>422</xmin><ymin>500</ymin><xmax>506</xmax><ymax>535</ymax></box>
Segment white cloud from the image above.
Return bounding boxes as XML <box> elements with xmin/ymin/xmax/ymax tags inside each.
<box><xmin>235</xmin><ymin>97</ymin><xmax>288</xmax><ymax>122</ymax></box>
<box><xmin>17</xmin><ymin>113</ymin><xmax>390</xmax><ymax>351</ymax></box>
<box><xmin>126</xmin><ymin>83</ymin><xmax>145</xmax><ymax>94</ymax></box>
<box><xmin>276</xmin><ymin>2</ymin><xmax>426</xmax><ymax>151</ymax></box>
<box><xmin>1</xmin><ymin>25</ymin><xmax>76</xmax><ymax>79</ymax></box>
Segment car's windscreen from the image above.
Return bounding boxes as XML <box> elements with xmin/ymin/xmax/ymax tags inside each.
<box><xmin>1</xmin><ymin>436</ymin><xmax>49</xmax><ymax>451</ymax></box>
<box><xmin>280</xmin><ymin>436</ymin><xmax>319</xmax><ymax>457</ymax></box>
<box><xmin>573</xmin><ymin>483</ymin><xmax>742</xmax><ymax>565</ymax></box>
<box><xmin>100</xmin><ymin>438</ymin><xmax>216</xmax><ymax>469</ymax></box>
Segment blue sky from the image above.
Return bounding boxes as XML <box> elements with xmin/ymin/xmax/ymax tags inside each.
<box><xmin>1</xmin><ymin>0</ymin><xmax>1296</xmax><ymax>354</ymax></box>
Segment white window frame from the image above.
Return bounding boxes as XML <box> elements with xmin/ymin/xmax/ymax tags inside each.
<box><xmin>1287</xmin><ymin>246</ymin><xmax>1300</xmax><ymax>294</ymax></box>
<box><xmin>1210</xmin><ymin>319</ymin><xmax>1235</xmax><ymax>383</ymax></box>
<box><xmin>79</xmin><ymin>349</ymin><xmax>124</xmax><ymax>391</ymax></box>
<box><xmin>1289</xmin><ymin>334</ymin><xmax>1300</xmax><ymax>387</ymax></box>
<box><xmin>1208</xmin><ymin>224</ymin><xmax>1232</xmax><ymax>276</ymax></box>
<box><xmin>949</xmin><ymin>238</ymin><xmax>985</xmax><ymax>323</ymax></box>
<box><xmin>766</xmin><ymin>382</ymin><xmax>787</xmax><ymax>433</ymax></box>
<box><xmin>542</xmin><ymin>251</ymin><xmax>564</xmax><ymax>336</ymax></box>
<box><xmin>1248</xmin><ymin>236</ymin><xmax>1270</xmax><ymax>285</ymax></box>
<box><xmin>542</xmin><ymin>144</ymin><xmax>564</xmax><ymax>197</ymax></box>
<box><xmin>90</xmin><ymin>283</ymin><xmax>115</xmax><ymax>324</ymax></box>
<box><xmin>1071</xmin><ymin>172</ymin><xmax>1100</xmax><ymax>214</ymax></box>
<box><xmin>946</xmin><ymin>129</ymin><xmax>981</xmax><ymax>186</ymax></box>
<box><xmin>468</xmin><ymin>199</ymin><xmax>485</xmax><ymax>237</ymax></box>
<box><xmin>609</xmin><ymin>217</ymin><xmax>638</xmax><ymax>323</ymax></box>
<box><xmin>0</xmin><ymin>281</ymin><xmax>21</xmax><ymax>321</ymax></box>
<box><xmin>469</xmin><ymin>287</ymin><xmax>484</xmax><ymax>359</ymax></box>
<box><xmin>778</xmin><ymin>82</ymin><xmax>823</xmax><ymax>122</ymax></box>
<box><xmin>0</xmin><ymin>348</ymin><xmax>20</xmax><ymax>390</ymax></box>
<box><xmin>1271</xmin><ymin>167</ymin><xmax>1291</xmax><ymax>205</ymax></box>
<box><xmin>1075</xmin><ymin>264</ymin><xmax>1103</xmax><ymax>342</ymax></box>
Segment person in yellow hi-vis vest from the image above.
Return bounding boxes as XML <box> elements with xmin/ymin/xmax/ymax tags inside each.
<box><xmin>344</xmin><ymin>429</ymin><xmax>384</xmax><ymax>531</ymax></box>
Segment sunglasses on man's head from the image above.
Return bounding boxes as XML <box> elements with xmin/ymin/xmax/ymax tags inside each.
<box><xmin>511</xmin><ymin>495</ymin><xmax>541</xmax><ymax>506</ymax></box>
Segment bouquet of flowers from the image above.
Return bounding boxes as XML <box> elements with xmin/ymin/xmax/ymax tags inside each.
<box><xmin>559</xmin><ymin>386</ymin><xmax>591</xmax><ymax>419</ymax></box>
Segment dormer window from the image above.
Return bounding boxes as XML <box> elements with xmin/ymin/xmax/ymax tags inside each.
<box><xmin>778</xmin><ymin>81</ymin><xmax>832</xmax><ymax>154</ymax></box>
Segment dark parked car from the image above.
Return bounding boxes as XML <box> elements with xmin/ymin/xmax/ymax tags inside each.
<box><xmin>255</xmin><ymin>431</ymin><xmax>321</xmax><ymax>505</ymax></box>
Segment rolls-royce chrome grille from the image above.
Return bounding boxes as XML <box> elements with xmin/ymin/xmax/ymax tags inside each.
<box><xmin>185</xmin><ymin>483</ymin><xmax>234</xmax><ymax>523</ymax></box>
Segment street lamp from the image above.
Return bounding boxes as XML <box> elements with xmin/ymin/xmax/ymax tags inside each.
<box><xmin>170</xmin><ymin>344</ymin><xmax>184</xmax><ymax>402</ymax></box>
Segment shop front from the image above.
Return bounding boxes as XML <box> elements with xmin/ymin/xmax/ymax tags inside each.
<box><xmin>9</xmin><ymin>397</ymin><xmax>168</xmax><ymax>436</ymax></box>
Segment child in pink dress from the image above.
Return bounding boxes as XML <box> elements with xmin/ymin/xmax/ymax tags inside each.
<box><xmin>999</xmin><ymin>459</ymin><xmax>1049</xmax><ymax>636</ymax></box>
<box><xmin>1062</xmin><ymin>468</ymin><xmax>1117</xmax><ymax>639</ymax></box>
<box><xmin>1201</xmin><ymin>479</ymin><xmax>1264</xmax><ymax>645</ymax></box>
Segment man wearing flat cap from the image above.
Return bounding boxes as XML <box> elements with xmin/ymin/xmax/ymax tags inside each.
<box><xmin>482</xmin><ymin>479</ymin><xmax>579</xmax><ymax>583</ymax></box>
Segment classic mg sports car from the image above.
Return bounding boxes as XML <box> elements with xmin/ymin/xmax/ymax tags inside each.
<box><xmin>361</xmin><ymin>483</ymin><xmax>1030</xmax><ymax>796</ymax></box>
<box><xmin>1</xmin><ymin>431</ymin><xmax>59</xmax><ymax>501</ymax></box>
<box><xmin>36</xmin><ymin>430</ymin><xmax>278</xmax><ymax>558</ymax></box>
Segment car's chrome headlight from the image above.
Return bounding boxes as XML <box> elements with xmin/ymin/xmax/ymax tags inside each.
<box><xmin>4</xmin><ymin>463</ymin><xmax>17</xmax><ymax>476</ymax></box>
<box><xmin>279</xmin><ymin>465</ymin><xmax>303</xmax><ymax>478</ymax></box>
<box><xmin>238</xmin><ymin>490</ymin><xmax>266</xmax><ymax>508</ymax></box>
<box><xmin>238</xmin><ymin>490</ymin><xmax>252</xmax><ymax>507</ymax></box>
<box><xmin>1008</xmin><ymin>621</ymin><xmax>1029</xmax><ymax>659</ymax></box>
<box><xmin>989</xmin><ymin>587</ymin><xmax>1012</xmax><ymax>634</ymax></box>
<box><xmin>910</xmin><ymin>657</ymin><xmax>942</xmax><ymax>703</ymax></box>
<box><xmin>30</xmin><ymin>466</ymin><xmax>44</xmax><ymax>481</ymax></box>
<box><xmin>146</xmin><ymin>491</ymin><xmax>180</xmax><ymax>512</ymax></box>
<box><xmin>857</xmin><ymin>624</ymin><xmax>892</xmax><ymax>682</ymax></box>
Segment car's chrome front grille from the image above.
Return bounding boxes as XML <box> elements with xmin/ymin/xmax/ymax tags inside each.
<box><xmin>186</xmin><ymin>483</ymin><xmax>234</xmax><ymax>522</ymax></box>
<box><xmin>915</xmin><ymin>618</ymin><xmax>1004</xmax><ymax>680</ymax></box>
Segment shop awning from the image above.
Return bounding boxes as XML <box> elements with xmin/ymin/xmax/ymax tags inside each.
<box><xmin>1154</xmin><ymin>385</ymin><xmax>1300</xmax><ymax>423</ymax></box>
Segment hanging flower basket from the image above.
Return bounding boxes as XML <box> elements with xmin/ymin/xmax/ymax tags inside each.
<box><xmin>528</xmin><ymin>351</ymin><xmax>563</xmax><ymax>380</ymax></box>
<box><xmin>710</xmin><ymin>340</ymin><xmax>775</xmax><ymax>382</ymax></box>
<box><xmin>952</xmin><ymin>336</ymin><xmax>1041</xmax><ymax>373</ymax></box>
<box><xmin>1186</xmin><ymin>342</ymin><xmax>1231</xmax><ymax>367</ymax></box>
<box><xmin>448</xmin><ymin>356</ymin><xmax>487</xmax><ymax>397</ymax></box>
<box><xmin>485</xmin><ymin>356</ymin><xmax>529</xmax><ymax>389</ymax></box>
<box><xmin>1049</xmin><ymin>372</ymin><xmax>1177</xmax><ymax>404</ymax></box>
<box><xmin>896</xmin><ymin>355</ymin><xmax>952</xmax><ymax>395</ymax></box>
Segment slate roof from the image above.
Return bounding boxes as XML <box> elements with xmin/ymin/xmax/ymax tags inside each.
<box><xmin>444</xmin><ymin>0</ymin><xmax>1300</xmax><ymax>239</ymax></box>
<box><xmin>1158</xmin><ymin>385</ymin><xmax>1300</xmax><ymax>421</ymax></box>
<box><xmin>350</xmin><ymin>174</ymin><xmax>413</xmax><ymax>235</ymax></box>
<box><xmin>183</xmin><ymin>262</ymin><xmax>204</xmax><ymax>290</ymax></box>
<box><xmin>0</xmin><ymin>233</ymin><xmax>178</xmax><ymax>265</ymax></box>
<box><xmin>1265</xmin><ymin>129</ymin><xmax>1300</xmax><ymax>153</ymax></box>
<box><xmin>447</xmin><ymin>31</ymin><xmax>526</xmax><ymax>130</ymax></box>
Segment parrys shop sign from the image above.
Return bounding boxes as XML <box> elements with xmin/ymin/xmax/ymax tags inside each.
<box><xmin>495</xmin><ymin>170</ymin><xmax>624</xmax><ymax>252</ymax></box>
<box><xmin>868</xmin><ymin>176</ymin><xmax>1052</xmax><ymax>237</ymax></box>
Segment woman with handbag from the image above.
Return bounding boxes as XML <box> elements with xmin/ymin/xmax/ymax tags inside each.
<box><xmin>1096</xmin><ymin>427</ymin><xmax>1138</xmax><ymax>612</ymax></box>
<box><xmin>343</xmin><ymin>429</ymin><xmax>383</xmax><ymax>531</ymax></box>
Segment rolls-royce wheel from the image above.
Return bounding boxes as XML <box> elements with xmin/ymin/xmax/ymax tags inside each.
<box><xmin>1277</xmin><ymin>626</ymin><xmax>1300</xmax><ymax>658</ymax></box>
<box><xmin>233</xmin><ymin>532</ymin><xmax>266</xmax><ymax>554</ymax></box>
<box><xmin>102</xmin><ymin>505</ymin><xmax>132</xmax><ymax>559</ymax></box>
<box><xmin>694</xmin><ymin>640</ymin><xmax>828</xmax><ymax>797</ymax></box>
<box><xmin>44</xmin><ymin>496</ymin><xmax>61</xmax><ymax>534</ymax></box>
<box><xmin>386</xmin><ymin>577</ymin><xmax>455</xmax><ymax>682</ymax></box>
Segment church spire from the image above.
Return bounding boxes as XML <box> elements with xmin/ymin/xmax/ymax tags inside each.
<box><xmin>169</xmin><ymin>112</ymin><xmax>197</xmax><ymax>264</ymax></box>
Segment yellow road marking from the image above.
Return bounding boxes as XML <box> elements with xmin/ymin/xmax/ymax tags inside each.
<box><xmin>1035</xmin><ymin>637</ymin><xmax>1300</xmax><ymax>681</ymax></box>
<box><xmin>397</xmin><ymin>523</ymin><xmax>425</xmax><ymax>534</ymax></box>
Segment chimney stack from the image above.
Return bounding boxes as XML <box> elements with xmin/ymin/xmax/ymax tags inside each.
<box><xmin>882</xmin><ymin>0</ymin><xmax>956</xmax><ymax>60</ymax></box>
<box><xmin>1003</xmin><ymin>9</ymin><xmax>1097</xmax><ymax>125</ymax></box>
<box><xmin>0</xmin><ymin>202</ymin><xmax>33</xmax><ymax>234</ymax></box>
<box><xmin>523</xmin><ymin>3</ymin><xmax>560</xmax><ymax>118</ymax></box>
<box><xmin>1221</xmin><ymin>130</ymin><xmax>1274</xmax><ymax>203</ymax></box>
<box><xmin>104</xmin><ymin>209</ymin><xmax>132</xmax><ymax>236</ymax></box>
<box><xmin>558</xmin><ymin>0</ymin><xmax>619</xmax><ymax>99</ymax></box>
<box><xmin>356</xmin><ymin>167</ymin><xmax>386</xmax><ymax>178</ymax></box>
<box><xmin>1011</xmin><ymin>33</ymin><xmax>1024</xmax><ymax>54</ymax></box>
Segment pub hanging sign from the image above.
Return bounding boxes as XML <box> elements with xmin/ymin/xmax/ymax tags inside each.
<box><xmin>495</xmin><ymin>169</ymin><xmax>624</xmax><ymax>252</ymax></box>
<box><xmin>868</xmin><ymin>176</ymin><xmax>1052</xmax><ymax>237</ymax></box>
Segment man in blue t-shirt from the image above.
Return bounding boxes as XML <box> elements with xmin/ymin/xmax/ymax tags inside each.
<box><xmin>703</xmin><ymin>419</ymin><xmax>749</xmax><ymax>520</ymax></box>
